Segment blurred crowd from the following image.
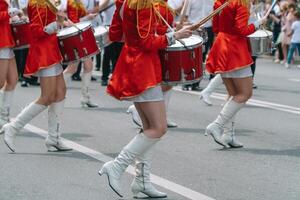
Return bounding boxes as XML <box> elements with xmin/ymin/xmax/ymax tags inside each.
<box><xmin>265</xmin><ymin>0</ymin><xmax>300</xmax><ymax>68</ymax></box>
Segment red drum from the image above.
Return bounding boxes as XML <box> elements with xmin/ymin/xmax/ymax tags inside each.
<box><xmin>159</xmin><ymin>35</ymin><xmax>204</xmax><ymax>85</ymax></box>
<box><xmin>10</xmin><ymin>20</ymin><xmax>31</xmax><ymax>49</ymax></box>
<box><xmin>57</xmin><ymin>22</ymin><xmax>99</xmax><ymax>64</ymax></box>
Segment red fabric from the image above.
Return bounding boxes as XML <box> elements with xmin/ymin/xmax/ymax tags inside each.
<box><xmin>153</xmin><ymin>2</ymin><xmax>173</xmax><ymax>35</ymax></box>
<box><xmin>206</xmin><ymin>0</ymin><xmax>256</xmax><ymax>74</ymax></box>
<box><xmin>24</xmin><ymin>1</ymin><xmax>62</xmax><ymax>75</ymax></box>
<box><xmin>67</xmin><ymin>0</ymin><xmax>87</xmax><ymax>23</ymax></box>
<box><xmin>107</xmin><ymin>0</ymin><xmax>169</xmax><ymax>100</ymax></box>
<box><xmin>0</xmin><ymin>0</ymin><xmax>15</xmax><ymax>49</ymax></box>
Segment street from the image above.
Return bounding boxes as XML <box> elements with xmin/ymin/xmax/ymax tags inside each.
<box><xmin>0</xmin><ymin>57</ymin><xmax>300</xmax><ymax>200</ymax></box>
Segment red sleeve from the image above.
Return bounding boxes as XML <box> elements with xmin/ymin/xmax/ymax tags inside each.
<box><xmin>109</xmin><ymin>0</ymin><xmax>124</xmax><ymax>42</ymax></box>
<box><xmin>67</xmin><ymin>3</ymin><xmax>80</xmax><ymax>23</ymax></box>
<box><xmin>212</xmin><ymin>2</ymin><xmax>220</xmax><ymax>34</ymax></box>
<box><xmin>0</xmin><ymin>10</ymin><xmax>9</xmax><ymax>22</ymax></box>
<box><xmin>155</xmin><ymin>5</ymin><xmax>173</xmax><ymax>35</ymax></box>
<box><xmin>27</xmin><ymin>4</ymin><xmax>51</xmax><ymax>39</ymax></box>
<box><xmin>234</xmin><ymin>4</ymin><xmax>255</xmax><ymax>36</ymax></box>
<box><xmin>137</xmin><ymin>8</ymin><xmax>168</xmax><ymax>51</ymax></box>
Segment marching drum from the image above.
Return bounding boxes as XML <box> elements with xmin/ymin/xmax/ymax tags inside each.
<box><xmin>10</xmin><ymin>20</ymin><xmax>31</xmax><ymax>49</ymax></box>
<box><xmin>57</xmin><ymin>21</ymin><xmax>99</xmax><ymax>64</ymax></box>
<box><xmin>94</xmin><ymin>26</ymin><xmax>111</xmax><ymax>49</ymax></box>
<box><xmin>159</xmin><ymin>35</ymin><xmax>204</xmax><ymax>85</ymax></box>
<box><xmin>194</xmin><ymin>28</ymin><xmax>208</xmax><ymax>43</ymax></box>
<box><xmin>248</xmin><ymin>29</ymin><xmax>273</xmax><ymax>56</ymax></box>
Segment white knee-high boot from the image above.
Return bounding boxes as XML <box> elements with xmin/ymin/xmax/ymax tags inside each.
<box><xmin>81</xmin><ymin>71</ymin><xmax>98</xmax><ymax>108</ymax></box>
<box><xmin>222</xmin><ymin>116</ymin><xmax>244</xmax><ymax>148</ymax></box>
<box><xmin>131</xmin><ymin>145</ymin><xmax>167</xmax><ymax>198</ymax></box>
<box><xmin>199</xmin><ymin>74</ymin><xmax>223</xmax><ymax>106</ymax></box>
<box><xmin>1</xmin><ymin>102</ymin><xmax>47</xmax><ymax>152</ymax></box>
<box><xmin>163</xmin><ymin>90</ymin><xmax>177</xmax><ymax>128</ymax></box>
<box><xmin>45</xmin><ymin>100</ymin><xmax>72</xmax><ymax>152</ymax></box>
<box><xmin>99</xmin><ymin>133</ymin><xmax>160</xmax><ymax>197</ymax></box>
<box><xmin>127</xmin><ymin>105</ymin><xmax>142</xmax><ymax>127</ymax></box>
<box><xmin>0</xmin><ymin>90</ymin><xmax>14</xmax><ymax>128</ymax></box>
<box><xmin>63</xmin><ymin>72</ymin><xmax>72</xmax><ymax>87</ymax></box>
<box><xmin>206</xmin><ymin>98</ymin><xmax>244</xmax><ymax>147</ymax></box>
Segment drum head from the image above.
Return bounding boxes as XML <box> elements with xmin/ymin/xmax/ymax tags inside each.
<box><xmin>166</xmin><ymin>35</ymin><xmax>203</xmax><ymax>51</ymax></box>
<box><xmin>57</xmin><ymin>22</ymin><xmax>92</xmax><ymax>37</ymax></box>
<box><xmin>94</xmin><ymin>26</ymin><xmax>108</xmax><ymax>36</ymax></box>
<box><xmin>248</xmin><ymin>29</ymin><xmax>273</xmax><ymax>38</ymax></box>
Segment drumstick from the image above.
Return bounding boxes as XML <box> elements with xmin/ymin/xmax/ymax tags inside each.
<box><xmin>250</xmin><ymin>2</ymin><xmax>263</xmax><ymax>16</ymax></box>
<box><xmin>153</xmin><ymin>7</ymin><xmax>187</xmax><ymax>47</ymax></box>
<box><xmin>264</xmin><ymin>0</ymin><xmax>278</xmax><ymax>18</ymax></box>
<box><xmin>44</xmin><ymin>0</ymin><xmax>81</xmax><ymax>31</ymax></box>
<box><xmin>190</xmin><ymin>1</ymin><xmax>229</xmax><ymax>31</ymax></box>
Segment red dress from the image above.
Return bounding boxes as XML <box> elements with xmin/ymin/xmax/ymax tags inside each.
<box><xmin>107</xmin><ymin>0</ymin><xmax>170</xmax><ymax>100</ymax></box>
<box><xmin>0</xmin><ymin>0</ymin><xmax>15</xmax><ymax>49</ymax></box>
<box><xmin>24</xmin><ymin>1</ymin><xmax>62</xmax><ymax>75</ymax></box>
<box><xmin>206</xmin><ymin>0</ymin><xmax>255</xmax><ymax>74</ymax></box>
<box><xmin>67</xmin><ymin>0</ymin><xmax>87</xmax><ymax>23</ymax></box>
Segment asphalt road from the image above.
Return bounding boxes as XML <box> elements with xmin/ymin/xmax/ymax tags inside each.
<box><xmin>0</xmin><ymin>58</ymin><xmax>299</xmax><ymax>200</ymax></box>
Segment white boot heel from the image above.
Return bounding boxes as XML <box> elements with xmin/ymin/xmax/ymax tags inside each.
<box><xmin>99</xmin><ymin>134</ymin><xmax>159</xmax><ymax>198</ymax></box>
<box><xmin>99</xmin><ymin>161</ymin><xmax>123</xmax><ymax>197</ymax></box>
<box><xmin>206</xmin><ymin>123</ymin><xmax>229</xmax><ymax>148</ymax></box>
<box><xmin>131</xmin><ymin>147</ymin><xmax>167</xmax><ymax>198</ymax></box>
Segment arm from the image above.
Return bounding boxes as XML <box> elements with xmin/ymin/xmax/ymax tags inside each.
<box><xmin>234</xmin><ymin>5</ymin><xmax>255</xmax><ymax>37</ymax></box>
<box><xmin>212</xmin><ymin>3</ymin><xmax>219</xmax><ymax>34</ymax></box>
<box><xmin>0</xmin><ymin>10</ymin><xmax>9</xmax><ymax>21</ymax></box>
<box><xmin>67</xmin><ymin>3</ymin><xmax>80</xmax><ymax>23</ymax></box>
<box><xmin>137</xmin><ymin>8</ymin><xmax>168</xmax><ymax>51</ymax></box>
<box><xmin>109</xmin><ymin>0</ymin><xmax>124</xmax><ymax>42</ymax></box>
<box><xmin>91</xmin><ymin>0</ymin><xmax>110</xmax><ymax>13</ymax></box>
<box><xmin>27</xmin><ymin>5</ymin><xmax>56</xmax><ymax>39</ymax></box>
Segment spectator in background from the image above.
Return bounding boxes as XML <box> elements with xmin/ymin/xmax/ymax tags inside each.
<box><xmin>285</xmin><ymin>9</ymin><xmax>300</xmax><ymax>68</ymax></box>
<box><xmin>281</xmin><ymin>3</ymin><xmax>296</xmax><ymax>65</ymax></box>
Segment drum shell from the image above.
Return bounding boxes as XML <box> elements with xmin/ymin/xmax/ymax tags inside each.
<box><xmin>249</xmin><ymin>36</ymin><xmax>273</xmax><ymax>56</ymax></box>
<box><xmin>160</xmin><ymin>41</ymin><xmax>203</xmax><ymax>86</ymax></box>
<box><xmin>10</xmin><ymin>21</ymin><xmax>31</xmax><ymax>50</ymax></box>
<box><xmin>94</xmin><ymin>26</ymin><xmax>112</xmax><ymax>49</ymax></box>
<box><xmin>57</xmin><ymin>24</ymin><xmax>99</xmax><ymax>64</ymax></box>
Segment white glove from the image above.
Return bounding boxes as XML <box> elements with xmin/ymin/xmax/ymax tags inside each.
<box><xmin>166</xmin><ymin>31</ymin><xmax>176</xmax><ymax>46</ymax></box>
<box><xmin>8</xmin><ymin>8</ymin><xmax>21</xmax><ymax>17</ymax></box>
<box><xmin>44</xmin><ymin>22</ymin><xmax>58</xmax><ymax>34</ymax></box>
<box><xmin>254</xmin><ymin>17</ymin><xmax>267</xmax><ymax>29</ymax></box>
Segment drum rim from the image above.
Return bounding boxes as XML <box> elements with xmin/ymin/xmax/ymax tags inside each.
<box><xmin>164</xmin><ymin>42</ymin><xmax>203</xmax><ymax>51</ymax></box>
<box><xmin>61</xmin><ymin>49</ymin><xmax>100</xmax><ymax>64</ymax></box>
<box><xmin>57</xmin><ymin>22</ymin><xmax>92</xmax><ymax>38</ymax></box>
<box><xmin>164</xmin><ymin>35</ymin><xmax>204</xmax><ymax>51</ymax></box>
<box><xmin>248</xmin><ymin>29</ymin><xmax>273</xmax><ymax>38</ymax></box>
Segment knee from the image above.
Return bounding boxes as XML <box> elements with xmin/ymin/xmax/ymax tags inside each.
<box><xmin>155</xmin><ymin>123</ymin><xmax>168</xmax><ymax>137</ymax></box>
<box><xmin>235</xmin><ymin>91</ymin><xmax>252</xmax><ymax>103</ymax></box>
<box><xmin>56</xmin><ymin>87</ymin><xmax>66</xmax><ymax>102</ymax></box>
<box><xmin>6</xmin><ymin>75</ymin><xmax>18</xmax><ymax>88</ymax></box>
<box><xmin>40</xmin><ymin>94</ymin><xmax>57</xmax><ymax>106</ymax></box>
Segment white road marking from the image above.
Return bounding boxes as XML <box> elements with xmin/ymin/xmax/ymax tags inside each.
<box><xmin>173</xmin><ymin>88</ymin><xmax>300</xmax><ymax>115</ymax></box>
<box><xmin>289</xmin><ymin>78</ymin><xmax>300</xmax><ymax>82</ymax></box>
<box><xmin>24</xmin><ymin>124</ymin><xmax>216</xmax><ymax>200</ymax></box>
